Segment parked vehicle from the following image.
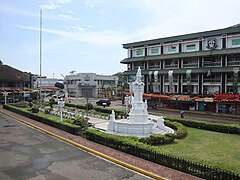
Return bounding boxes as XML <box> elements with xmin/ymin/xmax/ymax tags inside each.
<box><xmin>96</xmin><ymin>100</ymin><xmax>111</xmax><ymax>107</ymax></box>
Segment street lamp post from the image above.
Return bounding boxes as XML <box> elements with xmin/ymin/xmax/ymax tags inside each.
<box><xmin>58</xmin><ymin>98</ymin><xmax>65</xmax><ymax>123</ymax></box>
<box><xmin>3</xmin><ymin>92</ymin><xmax>8</xmax><ymax>105</ymax></box>
<box><xmin>39</xmin><ymin>9</ymin><xmax>43</xmax><ymax>106</ymax></box>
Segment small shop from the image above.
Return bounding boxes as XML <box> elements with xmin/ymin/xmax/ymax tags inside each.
<box><xmin>195</xmin><ymin>97</ymin><xmax>215</xmax><ymax>112</ymax></box>
<box><xmin>214</xmin><ymin>94</ymin><xmax>240</xmax><ymax>114</ymax></box>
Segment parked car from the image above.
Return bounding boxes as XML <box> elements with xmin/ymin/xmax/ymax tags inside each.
<box><xmin>96</xmin><ymin>100</ymin><xmax>111</xmax><ymax>107</ymax></box>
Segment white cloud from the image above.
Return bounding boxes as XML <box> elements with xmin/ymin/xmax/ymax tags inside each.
<box><xmin>40</xmin><ymin>0</ymin><xmax>72</xmax><ymax>10</ymax></box>
<box><xmin>0</xmin><ymin>6</ymin><xmax>38</xmax><ymax>17</ymax></box>
<box><xmin>14</xmin><ymin>24</ymin><xmax>128</xmax><ymax>48</ymax></box>
<box><xmin>59</xmin><ymin>14</ymin><xmax>78</xmax><ymax>20</ymax></box>
<box><xmin>84</xmin><ymin>0</ymin><xmax>109</xmax><ymax>8</ymax></box>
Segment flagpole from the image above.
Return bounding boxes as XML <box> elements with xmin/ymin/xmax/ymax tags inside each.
<box><xmin>39</xmin><ymin>9</ymin><xmax>42</xmax><ymax>105</ymax></box>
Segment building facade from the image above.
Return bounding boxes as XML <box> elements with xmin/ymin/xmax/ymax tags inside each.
<box><xmin>34</xmin><ymin>77</ymin><xmax>58</xmax><ymax>89</ymax></box>
<box><xmin>0</xmin><ymin>64</ymin><xmax>32</xmax><ymax>91</ymax></box>
<box><xmin>64</xmin><ymin>73</ymin><xmax>118</xmax><ymax>98</ymax></box>
<box><xmin>121</xmin><ymin>25</ymin><xmax>240</xmax><ymax>96</ymax></box>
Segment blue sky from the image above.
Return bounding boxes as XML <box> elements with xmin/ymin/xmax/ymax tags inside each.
<box><xmin>1</xmin><ymin>0</ymin><xmax>240</xmax><ymax>79</ymax></box>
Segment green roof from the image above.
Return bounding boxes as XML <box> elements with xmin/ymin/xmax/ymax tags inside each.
<box><xmin>122</xmin><ymin>25</ymin><xmax>240</xmax><ymax>49</ymax></box>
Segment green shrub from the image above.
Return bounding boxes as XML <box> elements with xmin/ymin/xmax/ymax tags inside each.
<box><xmin>14</xmin><ymin>102</ymin><xmax>28</xmax><ymax>108</ymax></box>
<box><xmin>71</xmin><ymin>115</ymin><xmax>88</xmax><ymax>128</ymax></box>
<box><xmin>164</xmin><ymin>117</ymin><xmax>240</xmax><ymax>135</ymax></box>
<box><xmin>49</xmin><ymin>98</ymin><xmax>56</xmax><ymax>108</ymax></box>
<box><xmin>28</xmin><ymin>102</ymin><xmax>33</xmax><ymax>107</ymax></box>
<box><xmin>65</xmin><ymin>102</ymin><xmax>128</xmax><ymax>119</ymax></box>
<box><xmin>164</xmin><ymin>120</ymin><xmax>188</xmax><ymax>139</ymax></box>
<box><xmin>85</xmin><ymin>103</ymin><xmax>93</xmax><ymax>110</ymax></box>
<box><xmin>31</xmin><ymin>105</ymin><xmax>39</xmax><ymax>113</ymax></box>
<box><xmin>27</xmin><ymin>98</ymin><xmax>33</xmax><ymax>102</ymax></box>
<box><xmin>140</xmin><ymin>133</ymin><xmax>175</xmax><ymax>145</ymax></box>
<box><xmin>44</xmin><ymin>106</ymin><xmax>52</xmax><ymax>114</ymax></box>
<box><xmin>32</xmin><ymin>100</ymin><xmax>38</xmax><ymax>104</ymax></box>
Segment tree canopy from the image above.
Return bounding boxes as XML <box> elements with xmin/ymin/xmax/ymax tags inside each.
<box><xmin>55</xmin><ymin>82</ymin><xmax>64</xmax><ymax>89</ymax></box>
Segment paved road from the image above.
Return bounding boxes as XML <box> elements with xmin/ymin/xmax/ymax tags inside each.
<box><xmin>0</xmin><ymin>113</ymin><xmax>151</xmax><ymax>180</ymax></box>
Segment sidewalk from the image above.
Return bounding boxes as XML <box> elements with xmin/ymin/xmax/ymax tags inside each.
<box><xmin>0</xmin><ymin>108</ymin><xmax>201</xmax><ymax>180</ymax></box>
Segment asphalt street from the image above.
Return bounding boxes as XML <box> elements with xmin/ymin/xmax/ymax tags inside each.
<box><xmin>0</xmin><ymin>113</ymin><xmax>151</xmax><ymax>180</ymax></box>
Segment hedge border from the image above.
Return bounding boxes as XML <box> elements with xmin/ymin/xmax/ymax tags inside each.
<box><xmin>3</xmin><ymin>104</ymin><xmax>83</xmax><ymax>135</ymax></box>
<box><xmin>164</xmin><ymin>117</ymin><xmax>240</xmax><ymax>135</ymax></box>
<box><xmin>85</xmin><ymin>129</ymin><xmax>240</xmax><ymax>180</ymax></box>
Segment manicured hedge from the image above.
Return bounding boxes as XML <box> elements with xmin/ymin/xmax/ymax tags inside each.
<box><xmin>65</xmin><ymin>102</ymin><xmax>127</xmax><ymax>118</ymax></box>
<box><xmin>164</xmin><ymin>117</ymin><xmax>240</xmax><ymax>135</ymax></box>
<box><xmin>164</xmin><ymin>120</ymin><xmax>188</xmax><ymax>139</ymax></box>
<box><xmin>3</xmin><ymin>104</ymin><xmax>83</xmax><ymax>135</ymax></box>
<box><xmin>139</xmin><ymin>120</ymin><xmax>187</xmax><ymax>145</ymax></box>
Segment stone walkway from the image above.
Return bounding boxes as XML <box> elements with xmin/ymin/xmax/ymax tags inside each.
<box><xmin>0</xmin><ymin>108</ymin><xmax>201</xmax><ymax>180</ymax></box>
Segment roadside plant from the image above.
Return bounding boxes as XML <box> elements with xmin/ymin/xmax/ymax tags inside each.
<box><xmin>31</xmin><ymin>105</ymin><xmax>39</xmax><ymax>113</ymax></box>
<box><xmin>71</xmin><ymin>115</ymin><xmax>88</xmax><ymax>128</ymax></box>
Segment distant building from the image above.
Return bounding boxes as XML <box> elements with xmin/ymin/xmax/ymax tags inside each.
<box><xmin>64</xmin><ymin>73</ymin><xmax>118</xmax><ymax>98</ymax></box>
<box><xmin>34</xmin><ymin>77</ymin><xmax>58</xmax><ymax>90</ymax></box>
<box><xmin>121</xmin><ymin>24</ymin><xmax>240</xmax><ymax>95</ymax></box>
<box><xmin>0</xmin><ymin>64</ymin><xmax>33</xmax><ymax>91</ymax></box>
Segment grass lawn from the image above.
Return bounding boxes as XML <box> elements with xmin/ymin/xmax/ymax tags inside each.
<box><xmin>159</xmin><ymin>127</ymin><xmax>240</xmax><ymax>174</ymax></box>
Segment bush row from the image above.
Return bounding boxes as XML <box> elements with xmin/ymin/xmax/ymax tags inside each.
<box><xmin>139</xmin><ymin>120</ymin><xmax>187</xmax><ymax>145</ymax></box>
<box><xmin>65</xmin><ymin>102</ymin><xmax>127</xmax><ymax>118</ymax></box>
<box><xmin>164</xmin><ymin>120</ymin><xmax>188</xmax><ymax>139</ymax></box>
<box><xmin>3</xmin><ymin>104</ymin><xmax>84</xmax><ymax>135</ymax></box>
<box><xmin>164</xmin><ymin>117</ymin><xmax>240</xmax><ymax>135</ymax></box>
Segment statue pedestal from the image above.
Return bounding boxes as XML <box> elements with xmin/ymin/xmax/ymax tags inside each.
<box><xmin>106</xmin><ymin>67</ymin><xmax>173</xmax><ymax>137</ymax></box>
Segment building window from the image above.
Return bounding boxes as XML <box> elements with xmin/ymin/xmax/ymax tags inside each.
<box><xmin>135</xmin><ymin>49</ymin><xmax>144</xmax><ymax>56</ymax></box>
<box><xmin>232</xmin><ymin>38</ymin><xmax>240</xmax><ymax>46</ymax></box>
<box><xmin>84</xmin><ymin>77</ymin><xmax>90</xmax><ymax>81</ymax></box>
<box><xmin>149</xmin><ymin>47</ymin><xmax>159</xmax><ymax>55</ymax></box>
<box><xmin>167</xmin><ymin>46</ymin><xmax>176</xmax><ymax>53</ymax></box>
<box><xmin>186</xmin><ymin>44</ymin><xmax>196</xmax><ymax>51</ymax></box>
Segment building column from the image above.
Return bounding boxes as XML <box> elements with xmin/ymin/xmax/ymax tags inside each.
<box><xmin>160</xmin><ymin>75</ymin><xmax>163</xmax><ymax>93</ymax></box>
<box><xmin>178</xmin><ymin>74</ymin><xmax>181</xmax><ymax>93</ymax></box>
<box><xmin>199</xmin><ymin>74</ymin><xmax>203</xmax><ymax>95</ymax></box>
<box><xmin>221</xmin><ymin>73</ymin><xmax>225</xmax><ymax>93</ymax></box>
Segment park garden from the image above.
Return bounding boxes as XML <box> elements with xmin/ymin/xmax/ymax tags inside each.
<box><xmin>3</xmin><ymin>98</ymin><xmax>240</xmax><ymax>180</ymax></box>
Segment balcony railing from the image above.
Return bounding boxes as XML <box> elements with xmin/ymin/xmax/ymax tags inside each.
<box><xmin>204</xmin><ymin>78</ymin><xmax>221</xmax><ymax>83</ymax></box>
<box><xmin>148</xmin><ymin>65</ymin><xmax>160</xmax><ymax>69</ymax></box>
<box><xmin>182</xmin><ymin>63</ymin><xmax>198</xmax><ymax>68</ymax></box>
<box><xmin>227</xmin><ymin>61</ymin><xmax>240</xmax><ymax>66</ymax></box>
<box><xmin>164</xmin><ymin>79</ymin><xmax>178</xmax><ymax>83</ymax></box>
<box><xmin>203</xmin><ymin>61</ymin><xmax>221</xmax><ymax>67</ymax></box>
<box><xmin>164</xmin><ymin>64</ymin><xmax>179</xmax><ymax>69</ymax></box>
<box><xmin>182</xmin><ymin>79</ymin><xmax>198</xmax><ymax>83</ymax></box>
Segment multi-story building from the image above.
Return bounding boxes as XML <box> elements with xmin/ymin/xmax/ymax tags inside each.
<box><xmin>64</xmin><ymin>73</ymin><xmax>118</xmax><ymax>98</ymax></box>
<box><xmin>121</xmin><ymin>24</ymin><xmax>240</xmax><ymax>96</ymax></box>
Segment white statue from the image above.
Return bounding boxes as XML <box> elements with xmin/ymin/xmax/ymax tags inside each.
<box><xmin>110</xmin><ymin>110</ymin><xmax>115</xmax><ymax>121</ymax></box>
<box><xmin>157</xmin><ymin>116</ymin><xmax>165</xmax><ymax>130</ymax></box>
<box><xmin>136</xmin><ymin>66</ymin><xmax>142</xmax><ymax>83</ymax></box>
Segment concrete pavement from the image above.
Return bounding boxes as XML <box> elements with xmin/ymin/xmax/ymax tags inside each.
<box><xmin>0</xmin><ymin>112</ymin><xmax>152</xmax><ymax>180</ymax></box>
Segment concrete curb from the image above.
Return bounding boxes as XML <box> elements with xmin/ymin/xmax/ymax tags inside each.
<box><xmin>0</xmin><ymin>110</ymin><xmax>166</xmax><ymax>180</ymax></box>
